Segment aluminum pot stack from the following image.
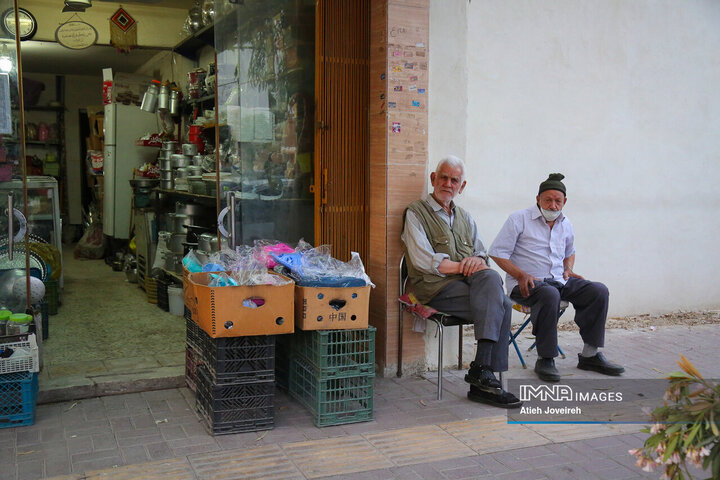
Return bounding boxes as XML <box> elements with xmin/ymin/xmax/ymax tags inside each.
<box><xmin>160</xmin><ymin>141</ymin><xmax>178</xmax><ymax>189</ymax></box>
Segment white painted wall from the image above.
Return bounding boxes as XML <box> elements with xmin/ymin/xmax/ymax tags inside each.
<box><xmin>426</xmin><ymin>0</ymin><xmax>720</xmax><ymax>367</ymax></box>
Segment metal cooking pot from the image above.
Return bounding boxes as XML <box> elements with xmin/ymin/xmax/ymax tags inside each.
<box><xmin>198</xmin><ymin>232</ymin><xmax>215</xmax><ymax>252</ymax></box>
<box><xmin>160</xmin><ymin>179</ymin><xmax>173</xmax><ymax>190</ymax></box>
<box><xmin>129</xmin><ymin>178</ymin><xmax>159</xmax><ymax>189</ymax></box>
<box><xmin>169</xmin><ymin>213</ymin><xmax>190</xmax><ymax>233</ymax></box>
<box><xmin>195</xmin><ymin>250</ymin><xmax>210</xmax><ymax>265</ymax></box>
<box><xmin>187</xmin><ymin>165</ymin><xmax>202</xmax><ymax>176</ymax></box>
<box><xmin>182</xmin><ymin>143</ymin><xmax>198</xmax><ymax>156</ymax></box>
<box><xmin>160</xmin><ymin>159</ymin><xmax>172</xmax><ymax>170</ymax></box>
<box><xmin>160</xmin><ymin>170</ymin><xmax>172</xmax><ymax>180</ymax></box>
<box><xmin>171</xmin><ymin>154</ymin><xmax>191</xmax><ymax>168</ymax></box>
<box><xmin>161</xmin><ymin>140</ymin><xmax>178</xmax><ymax>151</ymax></box>
<box><xmin>175</xmin><ymin>202</ymin><xmax>206</xmax><ymax>217</ymax></box>
<box><xmin>158</xmin><ymin>150</ymin><xmax>173</xmax><ymax>160</ymax></box>
<box><xmin>169</xmin><ymin>232</ymin><xmax>186</xmax><ymax>253</ymax></box>
<box><xmin>174</xmin><ymin>167</ymin><xmax>188</xmax><ymax>178</ymax></box>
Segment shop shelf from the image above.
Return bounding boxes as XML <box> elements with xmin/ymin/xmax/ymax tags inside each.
<box><xmin>0</xmin><ymin>371</ymin><xmax>38</xmax><ymax>428</ymax></box>
<box><xmin>288</xmin><ymin>356</ymin><xmax>373</xmax><ymax>427</ymax></box>
<box><xmin>195</xmin><ymin>366</ymin><xmax>274</xmax><ymax>435</ymax></box>
<box><xmin>198</xmin><ymin>329</ymin><xmax>275</xmax><ymax>384</ymax></box>
<box><xmin>291</xmin><ymin>327</ymin><xmax>376</xmax><ymax>379</ymax></box>
<box><xmin>0</xmin><ymin>335</ymin><xmax>39</xmax><ymax>375</ymax></box>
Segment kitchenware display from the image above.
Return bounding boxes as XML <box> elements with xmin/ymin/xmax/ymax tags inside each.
<box><xmin>160</xmin><ymin>179</ymin><xmax>173</xmax><ymax>190</ymax></box>
<box><xmin>171</xmin><ymin>154</ymin><xmax>191</xmax><ymax>168</ymax></box>
<box><xmin>169</xmin><ymin>213</ymin><xmax>189</xmax><ymax>233</ymax></box>
<box><xmin>169</xmin><ymin>89</ymin><xmax>181</xmax><ymax>115</ymax></box>
<box><xmin>161</xmin><ymin>140</ymin><xmax>178</xmax><ymax>151</ymax></box>
<box><xmin>187</xmin><ymin>165</ymin><xmax>203</xmax><ymax>176</ymax></box>
<box><xmin>169</xmin><ymin>233</ymin><xmax>186</xmax><ymax>253</ymax></box>
<box><xmin>140</xmin><ymin>81</ymin><xmax>160</xmax><ymax>113</ymax></box>
<box><xmin>174</xmin><ymin>167</ymin><xmax>188</xmax><ymax>178</ymax></box>
<box><xmin>160</xmin><ymin>170</ymin><xmax>172</xmax><ymax>180</ymax></box>
<box><xmin>158</xmin><ymin>150</ymin><xmax>173</xmax><ymax>160</ymax></box>
<box><xmin>175</xmin><ymin>202</ymin><xmax>206</xmax><ymax>217</ymax></box>
<box><xmin>157</xmin><ymin>83</ymin><xmax>170</xmax><ymax>111</ymax></box>
<box><xmin>173</xmin><ymin>178</ymin><xmax>189</xmax><ymax>191</ymax></box>
<box><xmin>182</xmin><ymin>143</ymin><xmax>198</xmax><ymax>156</ymax></box>
<box><xmin>160</xmin><ymin>159</ymin><xmax>172</xmax><ymax>170</ymax></box>
<box><xmin>198</xmin><ymin>232</ymin><xmax>219</xmax><ymax>252</ymax></box>
<box><xmin>192</xmin><ymin>155</ymin><xmax>203</xmax><ymax>166</ymax></box>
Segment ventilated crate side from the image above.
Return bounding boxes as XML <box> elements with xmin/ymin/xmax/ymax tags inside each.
<box><xmin>195</xmin><ymin>366</ymin><xmax>274</xmax><ymax>435</ymax></box>
<box><xmin>198</xmin><ymin>329</ymin><xmax>275</xmax><ymax>384</ymax></box>
<box><xmin>0</xmin><ymin>372</ymin><xmax>38</xmax><ymax>427</ymax></box>
<box><xmin>288</xmin><ymin>356</ymin><xmax>373</xmax><ymax>427</ymax></box>
<box><xmin>291</xmin><ymin>327</ymin><xmax>375</xmax><ymax>378</ymax></box>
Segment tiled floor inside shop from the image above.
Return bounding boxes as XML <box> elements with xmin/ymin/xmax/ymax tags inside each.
<box><xmin>38</xmin><ymin>246</ymin><xmax>185</xmax><ymax>403</ymax></box>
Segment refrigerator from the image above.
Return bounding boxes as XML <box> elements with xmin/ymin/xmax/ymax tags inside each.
<box><xmin>102</xmin><ymin>103</ymin><xmax>158</xmax><ymax>239</ymax></box>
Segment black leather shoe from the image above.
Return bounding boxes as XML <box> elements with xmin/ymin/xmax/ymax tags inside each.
<box><xmin>465</xmin><ymin>361</ymin><xmax>502</xmax><ymax>394</ymax></box>
<box><xmin>577</xmin><ymin>352</ymin><xmax>625</xmax><ymax>376</ymax></box>
<box><xmin>468</xmin><ymin>385</ymin><xmax>522</xmax><ymax>409</ymax></box>
<box><xmin>534</xmin><ymin>357</ymin><xmax>560</xmax><ymax>382</ymax></box>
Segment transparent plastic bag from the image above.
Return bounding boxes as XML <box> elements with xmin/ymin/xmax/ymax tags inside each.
<box><xmin>182</xmin><ymin>250</ymin><xmax>203</xmax><ymax>273</ymax></box>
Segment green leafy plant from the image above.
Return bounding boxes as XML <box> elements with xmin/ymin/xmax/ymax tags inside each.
<box><xmin>629</xmin><ymin>355</ymin><xmax>720</xmax><ymax>479</ymax></box>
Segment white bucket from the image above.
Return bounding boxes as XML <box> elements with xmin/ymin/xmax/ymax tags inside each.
<box><xmin>168</xmin><ymin>286</ymin><xmax>184</xmax><ymax>316</ymax></box>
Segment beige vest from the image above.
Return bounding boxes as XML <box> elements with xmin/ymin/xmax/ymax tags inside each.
<box><xmin>403</xmin><ymin>199</ymin><xmax>475</xmax><ymax>303</ymax></box>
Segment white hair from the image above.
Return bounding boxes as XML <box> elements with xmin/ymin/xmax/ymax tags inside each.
<box><xmin>435</xmin><ymin>155</ymin><xmax>465</xmax><ymax>179</ymax></box>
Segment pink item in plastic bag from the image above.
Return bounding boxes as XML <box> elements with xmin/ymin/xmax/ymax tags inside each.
<box><xmin>262</xmin><ymin>243</ymin><xmax>295</xmax><ymax>268</ymax></box>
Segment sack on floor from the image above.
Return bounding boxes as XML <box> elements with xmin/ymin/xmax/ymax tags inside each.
<box><xmin>74</xmin><ymin>224</ymin><xmax>106</xmax><ymax>259</ymax></box>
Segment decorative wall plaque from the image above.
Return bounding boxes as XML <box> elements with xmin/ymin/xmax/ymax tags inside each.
<box><xmin>55</xmin><ymin>20</ymin><xmax>97</xmax><ymax>50</ymax></box>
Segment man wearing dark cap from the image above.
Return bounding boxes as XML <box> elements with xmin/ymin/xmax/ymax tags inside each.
<box><xmin>488</xmin><ymin>173</ymin><xmax>624</xmax><ymax>382</ymax></box>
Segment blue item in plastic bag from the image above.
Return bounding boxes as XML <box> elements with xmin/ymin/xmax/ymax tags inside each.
<box><xmin>183</xmin><ymin>256</ymin><xmax>203</xmax><ymax>273</ymax></box>
<box><xmin>270</xmin><ymin>252</ymin><xmax>304</xmax><ymax>276</ymax></box>
<box><xmin>296</xmin><ymin>276</ymin><xmax>366</xmax><ymax>288</ymax></box>
<box><xmin>202</xmin><ymin>263</ymin><xmax>225</xmax><ymax>273</ymax></box>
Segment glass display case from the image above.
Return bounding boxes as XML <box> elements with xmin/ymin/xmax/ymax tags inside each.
<box><xmin>214</xmin><ymin>0</ymin><xmax>316</xmax><ymax>247</ymax></box>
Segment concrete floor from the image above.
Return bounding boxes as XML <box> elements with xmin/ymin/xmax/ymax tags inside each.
<box><xmin>38</xmin><ymin>247</ymin><xmax>186</xmax><ymax>404</ymax></box>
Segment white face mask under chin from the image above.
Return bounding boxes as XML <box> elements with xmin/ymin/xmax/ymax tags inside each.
<box><xmin>540</xmin><ymin>208</ymin><xmax>561</xmax><ymax>222</ymax></box>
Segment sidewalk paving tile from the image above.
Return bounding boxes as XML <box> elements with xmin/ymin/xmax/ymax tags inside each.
<box><xmin>364</xmin><ymin>424</ymin><xmax>476</xmax><ymax>466</ymax></box>
<box><xmin>188</xmin><ymin>444</ymin><xmax>302</xmax><ymax>479</ymax></box>
<box><xmin>282</xmin><ymin>435</ymin><xmax>393</xmax><ymax>478</ymax></box>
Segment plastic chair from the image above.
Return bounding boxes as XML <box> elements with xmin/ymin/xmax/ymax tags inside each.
<box><xmin>397</xmin><ymin>254</ymin><xmax>473</xmax><ymax>400</ymax></box>
<box><xmin>510</xmin><ymin>301</ymin><xmax>569</xmax><ymax>368</ymax></box>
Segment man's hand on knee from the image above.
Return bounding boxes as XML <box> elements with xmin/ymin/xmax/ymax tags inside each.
<box><xmin>459</xmin><ymin>256</ymin><xmax>490</xmax><ymax>276</ymax></box>
<box><xmin>517</xmin><ymin>272</ymin><xmax>537</xmax><ymax>297</ymax></box>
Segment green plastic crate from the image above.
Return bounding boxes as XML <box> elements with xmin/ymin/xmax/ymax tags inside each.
<box><xmin>291</xmin><ymin>326</ymin><xmax>375</xmax><ymax>379</ymax></box>
<box><xmin>288</xmin><ymin>355</ymin><xmax>373</xmax><ymax>427</ymax></box>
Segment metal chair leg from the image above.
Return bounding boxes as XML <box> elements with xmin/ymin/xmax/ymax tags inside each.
<box><xmin>458</xmin><ymin>324</ymin><xmax>463</xmax><ymax>370</ymax></box>
<box><xmin>437</xmin><ymin>322</ymin><xmax>444</xmax><ymax>401</ymax></box>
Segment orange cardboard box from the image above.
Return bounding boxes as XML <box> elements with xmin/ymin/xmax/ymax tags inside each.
<box><xmin>187</xmin><ymin>272</ymin><xmax>294</xmax><ymax>338</ymax></box>
<box><xmin>294</xmin><ymin>285</ymin><xmax>370</xmax><ymax>330</ymax></box>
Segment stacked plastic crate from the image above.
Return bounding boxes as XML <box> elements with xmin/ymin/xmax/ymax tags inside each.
<box><xmin>289</xmin><ymin>326</ymin><xmax>376</xmax><ymax>427</ymax></box>
<box><xmin>184</xmin><ymin>307</ymin><xmax>203</xmax><ymax>393</ymax></box>
<box><xmin>193</xmin><ymin>326</ymin><xmax>276</xmax><ymax>435</ymax></box>
<box><xmin>0</xmin><ymin>335</ymin><xmax>40</xmax><ymax>429</ymax></box>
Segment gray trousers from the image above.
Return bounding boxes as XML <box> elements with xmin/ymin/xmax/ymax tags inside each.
<box><xmin>510</xmin><ymin>278</ymin><xmax>608</xmax><ymax>359</ymax></box>
<box><xmin>427</xmin><ymin>269</ymin><xmax>512</xmax><ymax>372</ymax></box>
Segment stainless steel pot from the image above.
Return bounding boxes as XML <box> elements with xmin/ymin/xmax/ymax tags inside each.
<box><xmin>160</xmin><ymin>169</ymin><xmax>172</xmax><ymax>180</ymax></box>
<box><xmin>157</xmin><ymin>84</ymin><xmax>170</xmax><ymax>112</ymax></box>
<box><xmin>175</xmin><ymin>202</ymin><xmax>206</xmax><ymax>217</ymax></box>
<box><xmin>182</xmin><ymin>143</ymin><xmax>198</xmax><ymax>156</ymax></box>
<box><xmin>169</xmin><ymin>232</ymin><xmax>186</xmax><ymax>253</ymax></box>
<box><xmin>160</xmin><ymin>179</ymin><xmax>173</xmax><ymax>190</ymax></box>
<box><xmin>170</xmin><ymin>213</ymin><xmax>190</xmax><ymax>233</ymax></box>
<box><xmin>192</xmin><ymin>155</ymin><xmax>203</xmax><ymax>166</ymax></box>
<box><xmin>171</xmin><ymin>154</ymin><xmax>191</xmax><ymax>168</ymax></box>
<box><xmin>169</xmin><ymin>89</ymin><xmax>180</xmax><ymax>115</ymax></box>
<box><xmin>160</xmin><ymin>159</ymin><xmax>172</xmax><ymax>170</ymax></box>
<box><xmin>198</xmin><ymin>232</ymin><xmax>214</xmax><ymax>252</ymax></box>
<box><xmin>158</xmin><ymin>150</ymin><xmax>173</xmax><ymax>160</ymax></box>
<box><xmin>161</xmin><ymin>140</ymin><xmax>178</xmax><ymax>151</ymax></box>
<box><xmin>187</xmin><ymin>165</ymin><xmax>203</xmax><ymax>176</ymax></box>
<box><xmin>174</xmin><ymin>167</ymin><xmax>188</xmax><ymax>178</ymax></box>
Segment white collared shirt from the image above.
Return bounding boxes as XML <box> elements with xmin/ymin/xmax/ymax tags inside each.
<box><xmin>489</xmin><ymin>205</ymin><xmax>575</xmax><ymax>294</ymax></box>
<box><xmin>401</xmin><ymin>194</ymin><xmax>487</xmax><ymax>276</ymax></box>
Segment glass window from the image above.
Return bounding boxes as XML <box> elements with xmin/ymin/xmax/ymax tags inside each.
<box><xmin>215</xmin><ymin>0</ymin><xmax>315</xmax><ymax>247</ymax></box>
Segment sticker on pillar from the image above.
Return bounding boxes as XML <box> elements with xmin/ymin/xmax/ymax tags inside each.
<box><xmin>412</xmin><ymin>100</ymin><xmax>420</xmax><ymax>107</ymax></box>
<box><xmin>410</xmin><ymin>75</ymin><xmax>418</xmax><ymax>82</ymax></box>
<box><xmin>409</xmin><ymin>85</ymin><xmax>417</xmax><ymax>91</ymax></box>
<box><xmin>415</xmin><ymin>42</ymin><xmax>425</xmax><ymax>48</ymax></box>
<box><xmin>393</xmin><ymin>86</ymin><xmax>403</xmax><ymax>92</ymax></box>
<box><xmin>418</xmin><ymin>88</ymin><xmax>426</xmax><ymax>94</ymax></box>
<box><xmin>392</xmin><ymin>65</ymin><xmax>403</xmax><ymax>72</ymax></box>
<box><xmin>393</xmin><ymin>50</ymin><xmax>402</xmax><ymax>56</ymax></box>
<box><xmin>392</xmin><ymin>122</ymin><xmax>401</xmax><ymax>134</ymax></box>
<box><xmin>404</xmin><ymin>51</ymin><xmax>413</xmax><ymax>57</ymax></box>
<box><xmin>404</xmin><ymin>63</ymin><xmax>414</xmax><ymax>70</ymax></box>
<box><xmin>415</xmin><ymin>51</ymin><xmax>426</xmax><ymax>57</ymax></box>
<box><xmin>388</xmin><ymin>102</ymin><xmax>397</xmax><ymax>108</ymax></box>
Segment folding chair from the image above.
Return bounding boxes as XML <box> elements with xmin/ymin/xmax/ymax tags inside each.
<box><xmin>397</xmin><ymin>254</ymin><xmax>472</xmax><ymax>400</ymax></box>
<box><xmin>510</xmin><ymin>301</ymin><xmax>568</xmax><ymax>368</ymax></box>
